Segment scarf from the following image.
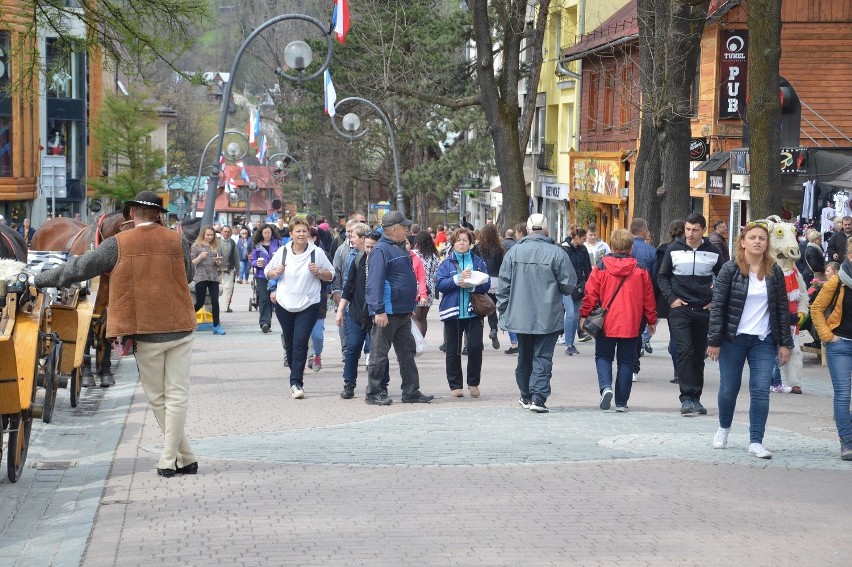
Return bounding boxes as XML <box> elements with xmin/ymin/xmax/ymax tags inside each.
<box><xmin>783</xmin><ymin>267</ymin><xmax>800</xmax><ymax>315</ymax></box>
<box><xmin>840</xmin><ymin>259</ymin><xmax>852</xmax><ymax>289</ymax></box>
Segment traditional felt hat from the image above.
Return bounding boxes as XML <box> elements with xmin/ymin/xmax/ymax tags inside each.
<box><xmin>122</xmin><ymin>190</ymin><xmax>167</xmax><ymax>219</ymax></box>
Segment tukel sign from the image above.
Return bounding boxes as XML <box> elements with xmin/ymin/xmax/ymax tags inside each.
<box><xmin>719</xmin><ymin>30</ymin><xmax>749</xmax><ymax>120</ymax></box>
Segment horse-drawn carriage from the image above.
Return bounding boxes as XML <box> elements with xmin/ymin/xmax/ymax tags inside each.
<box><xmin>0</xmin><ymin>263</ymin><xmax>49</xmax><ymax>482</ymax></box>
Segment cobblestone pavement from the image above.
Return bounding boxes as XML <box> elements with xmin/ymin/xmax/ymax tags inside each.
<box><xmin>2</xmin><ymin>282</ymin><xmax>850</xmax><ymax>566</ymax></box>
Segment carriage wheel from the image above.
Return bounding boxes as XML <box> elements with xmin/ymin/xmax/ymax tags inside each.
<box><xmin>41</xmin><ymin>342</ymin><xmax>61</xmax><ymax>424</ymax></box>
<box><xmin>6</xmin><ymin>411</ymin><xmax>32</xmax><ymax>482</ymax></box>
<box><xmin>69</xmin><ymin>367</ymin><xmax>82</xmax><ymax>408</ymax></box>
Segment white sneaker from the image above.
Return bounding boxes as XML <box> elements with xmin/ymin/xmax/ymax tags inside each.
<box><xmin>748</xmin><ymin>442</ymin><xmax>772</xmax><ymax>459</ymax></box>
<box><xmin>290</xmin><ymin>385</ymin><xmax>304</xmax><ymax>399</ymax></box>
<box><xmin>713</xmin><ymin>427</ymin><xmax>730</xmax><ymax>449</ymax></box>
<box><xmin>365</xmin><ymin>353</ymin><xmax>370</xmax><ymax>366</ymax></box>
<box><xmin>556</xmin><ymin>337</ymin><xmax>566</xmax><ymax>345</ymax></box>
<box><xmin>599</xmin><ymin>388</ymin><xmax>613</xmax><ymax>410</ymax></box>
<box><xmin>632</xmin><ymin>372</ymin><xmax>638</xmax><ymax>382</ymax></box>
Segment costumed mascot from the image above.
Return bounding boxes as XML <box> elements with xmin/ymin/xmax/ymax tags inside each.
<box><xmin>765</xmin><ymin>215</ymin><xmax>808</xmax><ymax>393</ymax></box>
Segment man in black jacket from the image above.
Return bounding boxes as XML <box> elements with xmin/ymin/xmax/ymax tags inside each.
<box><xmin>657</xmin><ymin>213</ymin><xmax>725</xmax><ymax>416</ymax></box>
<box><xmin>827</xmin><ymin>216</ymin><xmax>852</xmax><ymax>262</ymax></box>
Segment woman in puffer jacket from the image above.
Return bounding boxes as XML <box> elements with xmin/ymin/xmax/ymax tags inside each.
<box><xmin>435</xmin><ymin>228</ymin><xmax>491</xmax><ymax>398</ymax></box>
<box><xmin>707</xmin><ymin>221</ymin><xmax>792</xmax><ymax>460</ymax></box>
<box><xmin>580</xmin><ymin>229</ymin><xmax>657</xmax><ymax>412</ymax></box>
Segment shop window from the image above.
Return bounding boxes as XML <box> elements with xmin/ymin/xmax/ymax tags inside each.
<box><xmin>688</xmin><ymin>54</ymin><xmax>700</xmax><ymax>118</ymax></box>
<box><xmin>587</xmin><ymin>72</ymin><xmax>599</xmax><ymax>132</ymax></box>
<box><xmin>0</xmin><ymin>32</ymin><xmax>10</xmax><ymax>177</ymax></box>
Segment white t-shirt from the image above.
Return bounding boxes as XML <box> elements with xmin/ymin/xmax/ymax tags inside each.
<box><xmin>264</xmin><ymin>241</ymin><xmax>334</xmax><ymax>312</ymax></box>
<box><xmin>736</xmin><ymin>272</ymin><xmax>770</xmax><ymax>340</ymax></box>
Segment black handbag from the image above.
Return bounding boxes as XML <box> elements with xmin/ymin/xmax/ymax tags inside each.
<box><xmin>584</xmin><ymin>276</ymin><xmax>628</xmax><ymax>339</ymax></box>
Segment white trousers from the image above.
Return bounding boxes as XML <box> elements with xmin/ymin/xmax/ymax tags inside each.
<box><xmin>135</xmin><ymin>333</ymin><xmax>197</xmax><ymax>470</ymax></box>
<box><xmin>222</xmin><ymin>270</ymin><xmax>236</xmax><ymax>308</ymax></box>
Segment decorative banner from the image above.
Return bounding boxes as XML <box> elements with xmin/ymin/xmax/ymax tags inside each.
<box><xmin>572</xmin><ymin>157</ymin><xmax>622</xmax><ymax>197</ymax></box>
<box><xmin>707</xmin><ymin>170</ymin><xmax>726</xmax><ymax>195</ymax></box>
<box><xmin>689</xmin><ymin>138</ymin><xmax>709</xmax><ymax>162</ymax></box>
<box><xmin>719</xmin><ymin>29</ymin><xmax>749</xmax><ymax>120</ymax></box>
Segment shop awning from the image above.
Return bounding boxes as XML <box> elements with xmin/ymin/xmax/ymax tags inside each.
<box><xmin>694</xmin><ymin>151</ymin><xmax>730</xmax><ymax>172</ymax></box>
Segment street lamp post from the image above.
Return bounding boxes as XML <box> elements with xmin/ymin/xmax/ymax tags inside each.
<box><xmin>202</xmin><ymin>14</ymin><xmax>333</xmax><ymax>226</ymax></box>
<box><xmin>266</xmin><ymin>152</ymin><xmax>308</xmax><ymax>209</ymax></box>
<box><xmin>191</xmin><ymin>129</ymin><xmax>248</xmax><ymax>218</ymax></box>
<box><xmin>330</xmin><ymin>97</ymin><xmax>404</xmax><ymax>213</ymax></box>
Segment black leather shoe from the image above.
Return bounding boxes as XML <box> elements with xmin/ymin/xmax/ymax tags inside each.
<box><xmin>157</xmin><ymin>468</ymin><xmax>176</xmax><ymax>478</ymax></box>
<box><xmin>365</xmin><ymin>394</ymin><xmax>392</xmax><ymax>406</ymax></box>
<box><xmin>401</xmin><ymin>392</ymin><xmax>434</xmax><ymax>403</ymax></box>
<box><xmin>175</xmin><ymin>462</ymin><xmax>198</xmax><ymax>475</ymax></box>
<box><xmin>341</xmin><ymin>385</ymin><xmax>355</xmax><ymax>399</ymax></box>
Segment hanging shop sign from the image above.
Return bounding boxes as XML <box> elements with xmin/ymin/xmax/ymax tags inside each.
<box><xmin>781</xmin><ymin>147</ymin><xmax>808</xmax><ymax>174</ymax></box>
<box><xmin>542</xmin><ymin>182</ymin><xmax>568</xmax><ymax>201</ymax></box>
<box><xmin>689</xmin><ymin>138</ymin><xmax>709</xmax><ymax>162</ymax></box>
<box><xmin>719</xmin><ymin>30</ymin><xmax>749</xmax><ymax>120</ymax></box>
<box><xmin>707</xmin><ymin>170</ymin><xmax>727</xmax><ymax>196</ymax></box>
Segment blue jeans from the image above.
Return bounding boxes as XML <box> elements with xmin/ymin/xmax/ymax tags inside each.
<box><xmin>825</xmin><ymin>339</ymin><xmax>852</xmax><ymax>443</ymax></box>
<box><xmin>239</xmin><ymin>259</ymin><xmax>250</xmax><ymax>281</ymax></box>
<box><xmin>275</xmin><ymin>302</ymin><xmax>320</xmax><ymax>388</ymax></box>
<box><xmin>256</xmin><ymin>277</ymin><xmax>273</xmax><ymax>329</ymax></box>
<box><xmin>515</xmin><ymin>331</ymin><xmax>560</xmax><ymax>402</ymax></box>
<box><xmin>343</xmin><ymin>309</ymin><xmax>388</xmax><ymax>387</ymax></box>
<box><xmin>595</xmin><ymin>335</ymin><xmax>639</xmax><ymax>407</ymax></box>
<box><xmin>508</xmin><ymin>331</ymin><xmax>518</xmax><ymax>346</ymax></box>
<box><xmin>717</xmin><ymin>334</ymin><xmax>777</xmax><ymax>444</ymax></box>
<box><xmin>563</xmin><ymin>296</ymin><xmax>580</xmax><ymax>348</ymax></box>
<box><xmin>311</xmin><ymin>316</ymin><xmax>325</xmax><ymax>355</ymax></box>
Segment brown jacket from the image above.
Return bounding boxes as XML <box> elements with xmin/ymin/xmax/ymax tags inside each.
<box><xmin>811</xmin><ymin>275</ymin><xmax>846</xmax><ymax>342</ymax></box>
<box><xmin>108</xmin><ymin>224</ymin><xmax>196</xmax><ymax>338</ymax></box>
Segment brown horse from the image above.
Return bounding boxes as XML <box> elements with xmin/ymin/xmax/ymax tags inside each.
<box><xmin>0</xmin><ymin>224</ymin><xmax>28</xmax><ymax>261</ymax></box>
<box><xmin>29</xmin><ymin>211</ymin><xmax>133</xmax><ymax>387</ymax></box>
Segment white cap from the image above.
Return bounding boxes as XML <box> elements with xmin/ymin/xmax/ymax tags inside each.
<box><xmin>527</xmin><ymin>213</ymin><xmax>547</xmax><ymax>232</ymax></box>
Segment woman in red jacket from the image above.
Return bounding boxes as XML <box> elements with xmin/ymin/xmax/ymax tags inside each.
<box><xmin>581</xmin><ymin>229</ymin><xmax>657</xmax><ymax>412</ymax></box>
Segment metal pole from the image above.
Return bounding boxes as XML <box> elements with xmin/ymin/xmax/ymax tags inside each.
<box><xmin>330</xmin><ymin>96</ymin><xmax>404</xmax><ymax>213</ymax></box>
<box><xmin>203</xmin><ymin>14</ymin><xmax>333</xmax><ymax>226</ymax></box>
<box><xmin>267</xmin><ymin>152</ymin><xmax>308</xmax><ymax>210</ymax></box>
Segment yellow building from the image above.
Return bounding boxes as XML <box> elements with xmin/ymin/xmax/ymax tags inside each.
<box><xmin>531</xmin><ymin>0</ymin><xmax>629</xmax><ymax>240</ymax></box>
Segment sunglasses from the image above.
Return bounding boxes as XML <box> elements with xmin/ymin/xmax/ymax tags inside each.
<box><xmin>365</xmin><ymin>230</ymin><xmax>382</xmax><ymax>240</ymax></box>
<box><xmin>744</xmin><ymin>220</ymin><xmax>769</xmax><ymax>230</ymax></box>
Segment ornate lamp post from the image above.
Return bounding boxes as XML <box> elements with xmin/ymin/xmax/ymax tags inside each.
<box><xmin>202</xmin><ymin>14</ymin><xmax>333</xmax><ymax>225</ymax></box>
<box><xmin>330</xmin><ymin>97</ymin><xmax>404</xmax><ymax>213</ymax></box>
<box><xmin>191</xmin><ymin>129</ymin><xmax>248</xmax><ymax>217</ymax></box>
<box><xmin>266</xmin><ymin>152</ymin><xmax>308</xmax><ymax>208</ymax></box>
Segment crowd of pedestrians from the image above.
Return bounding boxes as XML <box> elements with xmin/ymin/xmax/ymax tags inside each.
<box><xmin>30</xmin><ymin>192</ymin><xmax>849</xmax><ymax>480</ymax></box>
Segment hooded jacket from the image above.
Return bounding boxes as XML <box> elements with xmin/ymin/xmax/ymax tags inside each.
<box><xmin>496</xmin><ymin>233</ymin><xmax>576</xmax><ymax>334</ymax></box>
<box><xmin>657</xmin><ymin>236</ymin><xmax>725</xmax><ymax>307</ymax></box>
<box><xmin>366</xmin><ymin>234</ymin><xmax>417</xmax><ymax>316</ymax></box>
<box><xmin>580</xmin><ymin>254</ymin><xmax>657</xmax><ymax>338</ymax></box>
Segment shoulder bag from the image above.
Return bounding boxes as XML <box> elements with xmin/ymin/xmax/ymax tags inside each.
<box><xmin>451</xmin><ymin>258</ymin><xmax>496</xmax><ymax>317</ymax></box>
<box><xmin>584</xmin><ymin>275</ymin><xmax>628</xmax><ymax>339</ymax></box>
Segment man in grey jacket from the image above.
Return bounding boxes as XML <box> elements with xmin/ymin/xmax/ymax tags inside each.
<box><xmin>497</xmin><ymin>214</ymin><xmax>576</xmax><ymax>413</ymax></box>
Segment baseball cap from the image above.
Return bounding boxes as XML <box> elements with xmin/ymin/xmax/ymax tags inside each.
<box><xmin>527</xmin><ymin>213</ymin><xmax>547</xmax><ymax>231</ymax></box>
<box><xmin>381</xmin><ymin>211</ymin><xmax>412</xmax><ymax>228</ymax></box>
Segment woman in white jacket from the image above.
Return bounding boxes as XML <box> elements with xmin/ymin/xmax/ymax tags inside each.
<box><xmin>265</xmin><ymin>218</ymin><xmax>334</xmax><ymax>399</ymax></box>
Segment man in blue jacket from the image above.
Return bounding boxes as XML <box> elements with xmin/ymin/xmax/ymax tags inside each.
<box><xmin>630</xmin><ymin>217</ymin><xmax>658</xmax><ymax>377</ymax></box>
<box><xmin>364</xmin><ymin>211</ymin><xmax>433</xmax><ymax>405</ymax></box>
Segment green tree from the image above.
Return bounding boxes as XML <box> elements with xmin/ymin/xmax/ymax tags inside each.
<box><xmin>4</xmin><ymin>1</ymin><xmax>212</xmax><ymax>89</ymax></box>
<box><xmin>87</xmin><ymin>92</ymin><xmax>165</xmax><ymax>202</ymax></box>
